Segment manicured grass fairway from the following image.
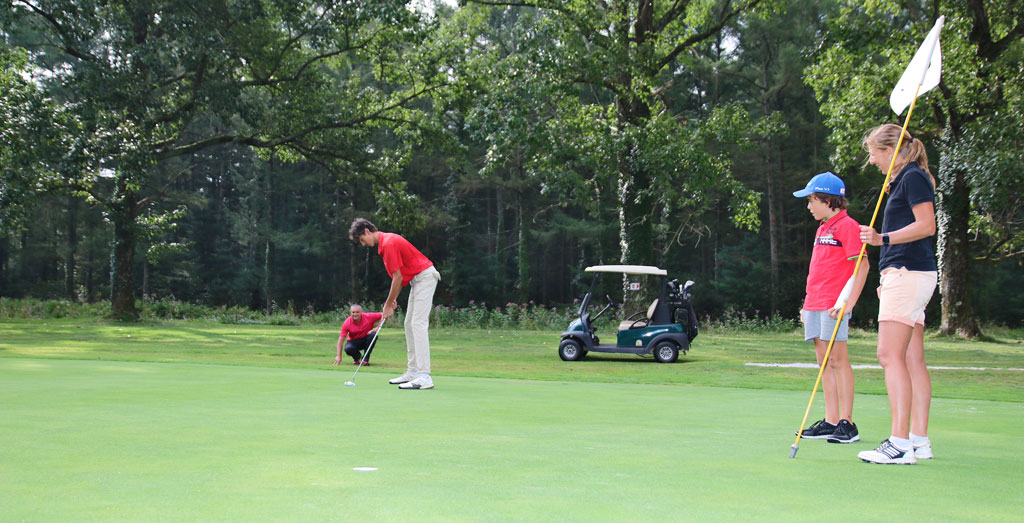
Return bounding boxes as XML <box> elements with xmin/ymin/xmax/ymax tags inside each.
<box><xmin>2</xmin><ymin>320</ymin><xmax>1023</xmax><ymax>520</ymax></box>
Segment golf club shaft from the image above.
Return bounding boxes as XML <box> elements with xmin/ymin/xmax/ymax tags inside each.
<box><xmin>348</xmin><ymin>315</ymin><xmax>386</xmax><ymax>383</ymax></box>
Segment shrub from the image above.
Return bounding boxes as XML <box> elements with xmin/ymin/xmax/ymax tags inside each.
<box><xmin>701</xmin><ymin>307</ymin><xmax>800</xmax><ymax>334</ymax></box>
<box><xmin>0</xmin><ymin>296</ymin><xmax>692</xmax><ymax>332</ymax></box>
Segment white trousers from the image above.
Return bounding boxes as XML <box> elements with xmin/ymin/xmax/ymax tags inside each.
<box><xmin>405</xmin><ymin>266</ymin><xmax>439</xmax><ymax>374</ymax></box>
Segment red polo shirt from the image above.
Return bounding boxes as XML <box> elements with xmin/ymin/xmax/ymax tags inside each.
<box><xmin>804</xmin><ymin>210</ymin><xmax>863</xmax><ymax>311</ymax></box>
<box><xmin>340</xmin><ymin>312</ymin><xmax>382</xmax><ymax>341</ymax></box>
<box><xmin>377</xmin><ymin>232</ymin><xmax>433</xmax><ymax>286</ymax></box>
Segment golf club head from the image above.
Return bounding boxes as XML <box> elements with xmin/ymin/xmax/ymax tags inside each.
<box><xmin>344</xmin><ymin>381</ymin><xmax>355</xmax><ymax>387</ymax></box>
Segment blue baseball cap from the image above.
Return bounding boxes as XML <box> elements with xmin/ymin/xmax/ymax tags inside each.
<box><xmin>793</xmin><ymin>171</ymin><xmax>845</xmax><ymax>197</ymax></box>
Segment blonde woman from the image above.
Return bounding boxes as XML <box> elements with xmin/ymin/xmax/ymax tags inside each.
<box><xmin>857</xmin><ymin>124</ymin><xmax>938</xmax><ymax>465</ymax></box>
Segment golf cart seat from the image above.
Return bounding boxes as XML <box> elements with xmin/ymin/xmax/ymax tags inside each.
<box><xmin>618</xmin><ymin>299</ymin><xmax>659</xmax><ymax>331</ymax></box>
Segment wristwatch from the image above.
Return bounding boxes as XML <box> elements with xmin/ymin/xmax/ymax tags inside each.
<box><xmin>882</xmin><ymin>233</ymin><xmax>890</xmax><ymax>245</ymax></box>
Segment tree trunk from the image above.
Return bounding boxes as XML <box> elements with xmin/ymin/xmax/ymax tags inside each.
<box><xmin>264</xmin><ymin>240</ymin><xmax>273</xmax><ymax>314</ymax></box>
<box><xmin>766</xmin><ymin>155</ymin><xmax>780</xmax><ymax>315</ymax></box>
<box><xmin>618</xmin><ymin>167</ymin><xmax>657</xmax><ymax>316</ymax></box>
<box><xmin>937</xmin><ymin>158</ymin><xmax>981</xmax><ymax>337</ymax></box>
<box><xmin>495</xmin><ymin>186</ymin><xmax>505</xmax><ymax>298</ymax></box>
<box><xmin>86</xmin><ymin>265</ymin><xmax>94</xmax><ymax>302</ymax></box>
<box><xmin>617</xmin><ymin>112</ymin><xmax>656</xmax><ymax>314</ymax></box>
<box><xmin>0</xmin><ymin>235</ymin><xmax>8</xmax><ymax>294</ymax></box>
<box><xmin>65</xmin><ymin>195</ymin><xmax>78</xmax><ymax>300</ymax></box>
<box><xmin>142</xmin><ymin>259</ymin><xmax>150</xmax><ymax>298</ymax></box>
<box><xmin>614</xmin><ymin>7</ymin><xmax>657</xmax><ymax>314</ymax></box>
<box><xmin>516</xmin><ymin>192</ymin><xmax>529</xmax><ymax>303</ymax></box>
<box><xmin>263</xmin><ymin>158</ymin><xmax>274</xmax><ymax>314</ymax></box>
<box><xmin>350</xmin><ymin>239</ymin><xmax>359</xmax><ymax>304</ymax></box>
<box><xmin>541</xmin><ymin>241</ymin><xmax>549</xmax><ymax>305</ymax></box>
<box><xmin>109</xmin><ymin>187</ymin><xmax>139</xmax><ymax>320</ymax></box>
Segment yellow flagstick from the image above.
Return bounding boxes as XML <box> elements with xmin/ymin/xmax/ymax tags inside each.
<box><xmin>790</xmin><ymin>16</ymin><xmax>943</xmax><ymax>458</ymax></box>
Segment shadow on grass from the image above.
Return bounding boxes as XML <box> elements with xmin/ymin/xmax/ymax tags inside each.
<box><xmin>572</xmin><ymin>354</ymin><xmax>702</xmax><ymax>365</ymax></box>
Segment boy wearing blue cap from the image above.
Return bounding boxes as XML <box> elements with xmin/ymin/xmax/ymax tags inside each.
<box><xmin>794</xmin><ymin>172</ymin><xmax>869</xmax><ymax>444</ymax></box>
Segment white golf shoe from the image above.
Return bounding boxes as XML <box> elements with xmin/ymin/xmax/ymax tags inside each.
<box><xmin>858</xmin><ymin>439</ymin><xmax>916</xmax><ymax>465</ymax></box>
<box><xmin>914</xmin><ymin>440</ymin><xmax>933</xmax><ymax>459</ymax></box>
<box><xmin>388</xmin><ymin>372</ymin><xmax>416</xmax><ymax>385</ymax></box>
<box><xmin>399</xmin><ymin>374</ymin><xmax>434</xmax><ymax>390</ymax></box>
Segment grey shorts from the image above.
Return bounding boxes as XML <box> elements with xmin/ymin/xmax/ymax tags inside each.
<box><xmin>802</xmin><ymin>309</ymin><xmax>851</xmax><ymax>342</ymax></box>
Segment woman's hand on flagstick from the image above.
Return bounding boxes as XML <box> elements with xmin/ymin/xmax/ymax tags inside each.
<box><xmin>859</xmin><ymin>226</ymin><xmax>882</xmax><ymax>247</ymax></box>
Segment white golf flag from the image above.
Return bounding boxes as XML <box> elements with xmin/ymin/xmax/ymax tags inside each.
<box><xmin>889</xmin><ymin>15</ymin><xmax>945</xmax><ymax>115</ymax></box>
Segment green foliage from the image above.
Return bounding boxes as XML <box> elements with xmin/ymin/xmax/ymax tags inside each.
<box><xmin>1</xmin><ymin>0</ymin><xmax>443</xmax><ymax>317</ymax></box>
<box><xmin>140</xmin><ymin>206</ymin><xmax>191</xmax><ymax>265</ymax></box>
<box><xmin>0</xmin><ymin>298</ymin><xmax>108</xmax><ymax>319</ymax></box>
<box><xmin>457</xmin><ymin>0</ymin><xmax>771</xmax><ymax>273</ymax></box>
<box><xmin>701</xmin><ymin>305</ymin><xmax>800</xmax><ymax>334</ymax></box>
<box><xmin>0</xmin><ymin>44</ymin><xmax>83</xmax><ymax>235</ymax></box>
<box><xmin>3</xmin><ymin>2</ymin><xmax>1022</xmax><ymax>330</ymax></box>
<box><xmin>805</xmin><ymin>1</ymin><xmax>1024</xmax><ymax>334</ymax></box>
<box><xmin>0</xmin><ymin>296</ymin><xmax>581</xmax><ymax>330</ymax></box>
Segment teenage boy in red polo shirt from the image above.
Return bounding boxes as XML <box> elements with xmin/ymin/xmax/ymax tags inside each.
<box><xmin>349</xmin><ymin>218</ymin><xmax>441</xmax><ymax>390</ymax></box>
<box><xmin>793</xmin><ymin>172</ymin><xmax>869</xmax><ymax>444</ymax></box>
<box><xmin>333</xmin><ymin>304</ymin><xmax>383</xmax><ymax>365</ymax></box>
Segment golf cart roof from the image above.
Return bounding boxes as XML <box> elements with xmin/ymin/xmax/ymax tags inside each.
<box><xmin>584</xmin><ymin>265</ymin><xmax>667</xmax><ymax>276</ymax></box>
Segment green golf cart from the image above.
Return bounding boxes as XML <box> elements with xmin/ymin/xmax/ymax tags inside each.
<box><xmin>558</xmin><ymin>265</ymin><xmax>698</xmax><ymax>363</ymax></box>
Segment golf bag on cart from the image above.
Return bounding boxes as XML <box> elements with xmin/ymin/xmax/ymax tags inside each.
<box><xmin>666</xmin><ymin>279</ymin><xmax>699</xmax><ymax>341</ymax></box>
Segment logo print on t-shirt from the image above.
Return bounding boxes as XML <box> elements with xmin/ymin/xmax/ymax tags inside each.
<box><xmin>816</xmin><ymin>232</ymin><xmax>841</xmax><ymax>247</ymax></box>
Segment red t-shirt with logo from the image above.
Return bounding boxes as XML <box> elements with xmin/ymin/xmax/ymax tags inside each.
<box><xmin>340</xmin><ymin>312</ymin><xmax>382</xmax><ymax>341</ymax></box>
<box><xmin>804</xmin><ymin>210</ymin><xmax>863</xmax><ymax>311</ymax></box>
<box><xmin>377</xmin><ymin>232</ymin><xmax>434</xmax><ymax>286</ymax></box>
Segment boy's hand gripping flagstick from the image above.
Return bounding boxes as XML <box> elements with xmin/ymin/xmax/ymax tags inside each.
<box><xmin>790</xmin><ymin>16</ymin><xmax>945</xmax><ymax>458</ymax></box>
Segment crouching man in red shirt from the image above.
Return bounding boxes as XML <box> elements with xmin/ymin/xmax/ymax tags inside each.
<box><xmin>349</xmin><ymin>218</ymin><xmax>441</xmax><ymax>390</ymax></box>
<box><xmin>333</xmin><ymin>304</ymin><xmax>383</xmax><ymax>366</ymax></box>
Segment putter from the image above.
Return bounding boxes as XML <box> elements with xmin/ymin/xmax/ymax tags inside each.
<box><xmin>344</xmin><ymin>315</ymin><xmax>386</xmax><ymax>387</ymax></box>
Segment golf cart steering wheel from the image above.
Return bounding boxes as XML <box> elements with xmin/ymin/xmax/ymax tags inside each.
<box><xmin>606</xmin><ymin>295</ymin><xmax>619</xmax><ymax>309</ymax></box>
<box><xmin>625</xmin><ymin>310</ymin><xmax>648</xmax><ymax>329</ymax></box>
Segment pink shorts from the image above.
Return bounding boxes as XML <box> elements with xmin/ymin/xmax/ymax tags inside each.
<box><xmin>877</xmin><ymin>267</ymin><xmax>937</xmax><ymax>327</ymax></box>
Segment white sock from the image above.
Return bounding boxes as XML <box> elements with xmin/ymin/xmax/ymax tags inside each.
<box><xmin>910</xmin><ymin>433</ymin><xmax>930</xmax><ymax>446</ymax></box>
<box><xmin>890</xmin><ymin>435</ymin><xmax>912</xmax><ymax>451</ymax></box>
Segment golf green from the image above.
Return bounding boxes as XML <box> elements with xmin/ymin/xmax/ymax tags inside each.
<box><xmin>2</xmin><ymin>357</ymin><xmax>1021</xmax><ymax>520</ymax></box>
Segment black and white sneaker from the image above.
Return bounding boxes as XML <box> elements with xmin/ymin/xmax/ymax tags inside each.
<box><xmin>398</xmin><ymin>374</ymin><xmax>433</xmax><ymax>390</ymax></box>
<box><xmin>388</xmin><ymin>372</ymin><xmax>415</xmax><ymax>385</ymax></box>
<box><xmin>858</xmin><ymin>439</ymin><xmax>916</xmax><ymax>465</ymax></box>
<box><xmin>827</xmin><ymin>419</ymin><xmax>860</xmax><ymax>443</ymax></box>
<box><xmin>797</xmin><ymin>419</ymin><xmax>837</xmax><ymax>439</ymax></box>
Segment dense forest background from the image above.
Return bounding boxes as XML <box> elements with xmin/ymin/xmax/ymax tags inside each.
<box><xmin>2</xmin><ymin>1</ymin><xmax>1021</xmax><ymax>331</ymax></box>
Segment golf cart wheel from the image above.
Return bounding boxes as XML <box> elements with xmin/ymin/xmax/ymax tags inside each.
<box><xmin>652</xmin><ymin>341</ymin><xmax>679</xmax><ymax>363</ymax></box>
<box><xmin>559</xmin><ymin>339</ymin><xmax>585</xmax><ymax>361</ymax></box>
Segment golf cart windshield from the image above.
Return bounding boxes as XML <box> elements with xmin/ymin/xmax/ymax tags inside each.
<box><xmin>584</xmin><ymin>265</ymin><xmax>667</xmax><ymax>276</ymax></box>
<box><xmin>579</xmin><ymin>265</ymin><xmax>667</xmax><ymax>325</ymax></box>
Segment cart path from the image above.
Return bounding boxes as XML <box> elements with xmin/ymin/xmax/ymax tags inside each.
<box><xmin>745</xmin><ymin>362</ymin><xmax>1024</xmax><ymax>371</ymax></box>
